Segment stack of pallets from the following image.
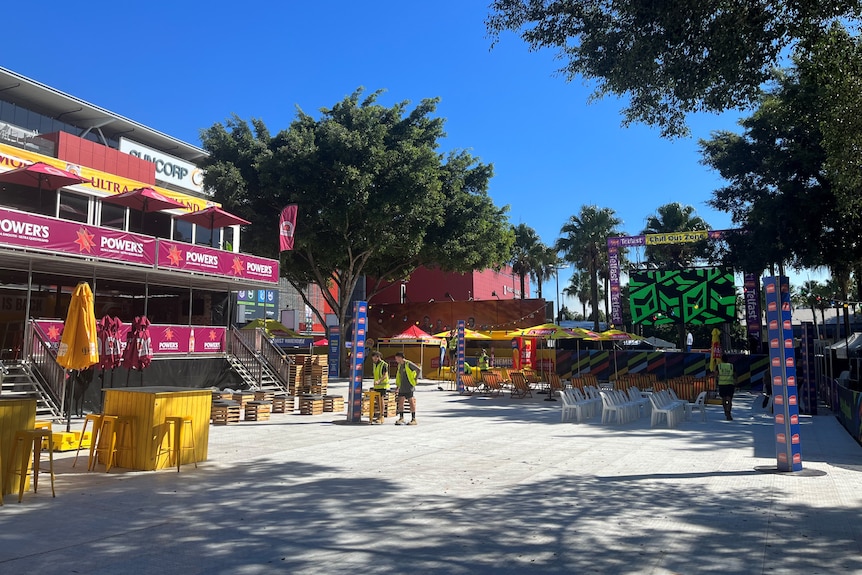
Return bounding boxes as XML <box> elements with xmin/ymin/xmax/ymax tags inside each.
<box><xmin>323</xmin><ymin>395</ymin><xmax>344</xmax><ymax>412</ymax></box>
<box><xmin>244</xmin><ymin>401</ymin><xmax>272</xmax><ymax>421</ymax></box>
<box><xmin>299</xmin><ymin>394</ymin><xmax>324</xmax><ymax>415</ymax></box>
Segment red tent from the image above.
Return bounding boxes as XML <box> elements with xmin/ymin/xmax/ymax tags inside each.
<box><xmin>392</xmin><ymin>325</ymin><xmax>435</xmax><ymax>340</ymax></box>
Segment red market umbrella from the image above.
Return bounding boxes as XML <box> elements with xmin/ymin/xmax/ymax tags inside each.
<box><xmin>175</xmin><ymin>205</ymin><xmax>251</xmax><ymax>229</ymax></box>
<box><xmin>124</xmin><ymin>315</ymin><xmax>154</xmax><ymax>385</ymax></box>
<box><xmin>101</xmin><ymin>186</ymin><xmax>185</xmax><ymax>212</ymax></box>
<box><xmin>0</xmin><ymin>161</ymin><xmax>86</xmax><ymax>191</ymax></box>
<box><xmin>97</xmin><ymin>315</ymin><xmax>123</xmax><ymax>370</ymax></box>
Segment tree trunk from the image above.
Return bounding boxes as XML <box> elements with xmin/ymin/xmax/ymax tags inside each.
<box><xmin>519</xmin><ymin>273</ymin><xmax>526</xmax><ymax>299</ymax></box>
<box><xmin>590</xmin><ymin>263</ymin><xmax>600</xmax><ymax>332</ymax></box>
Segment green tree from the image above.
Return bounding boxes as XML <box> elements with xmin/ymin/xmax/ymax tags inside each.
<box><xmin>531</xmin><ymin>245</ymin><xmax>560</xmax><ymax>301</ymax></box>
<box><xmin>641</xmin><ymin>203</ymin><xmax>712</xmax><ymax>268</ymax></box>
<box><xmin>200</xmin><ymin>89</ymin><xmax>513</xmax><ymax>359</ymax></box>
<box><xmin>564</xmin><ymin>271</ymin><xmax>592</xmax><ymax>320</ymax></box>
<box><xmin>487</xmin><ymin>1</ymin><xmax>862</xmax><ymax>137</ymax></box>
<box><xmin>511</xmin><ymin>223</ymin><xmax>542</xmax><ymax>299</ymax></box>
<box><xmin>556</xmin><ymin>205</ymin><xmax>622</xmax><ymax>331</ymax></box>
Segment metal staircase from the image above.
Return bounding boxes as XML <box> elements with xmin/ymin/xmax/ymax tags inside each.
<box><xmin>0</xmin><ymin>360</ymin><xmax>64</xmax><ymax>420</ymax></box>
<box><xmin>227</xmin><ymin>328</ymin><xmax>293</xmax><ymax>393</ymax></box>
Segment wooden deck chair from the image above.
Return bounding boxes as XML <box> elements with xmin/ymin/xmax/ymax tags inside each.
<box><xmin>547</xmin><ymin>373</ymin><xmax>564</xmax><ymax>397</ymax></box>
<box><xmin>459</xmin><ymin>374</ymin><xmax>477</xmax><ymax>396</ymax></box>
<box><xmin>509</xmin><ymin>372</ymin><xmax>532</xmax><ymax>398</ymax></box>
<box><xmin>481</xmin><ymin>371</ymin><xmax>504</xmax><ymax>397</ymax></box>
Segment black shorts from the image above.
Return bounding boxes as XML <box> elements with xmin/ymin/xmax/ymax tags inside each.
<box><xmin>718</xmin><ymin>385</ymin><xmax>735</xmax><ymax>398</ymax></box>
<box><xmin>397</xmin><ymin>387</ymin><xmax>414</xmax><ymax>399</ymax></box>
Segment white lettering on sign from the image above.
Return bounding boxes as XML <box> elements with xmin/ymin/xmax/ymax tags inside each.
<box><xmin>100</xmin><ymin>236</ymin><xmax>144</xmax><ymax>254</ymax></box>
<box><xmin>158</xmin><ymin>341</ymin><xmax>179</xmax><ymax>351</ymax></box>
<box><xmin>247</xmin><ymin>262</ymin><xmax>273</xmax><ymax>275</ymax></box>
<box><xmin>119</xmin><ymin>138</ymin><xmax>204</xmax><ymax>193</ymax></box>
<box><xmin>0</xmin><ymin>218</ymin><xmax>49</xmax><ymax>239</ymax></box>
<box><xmin>203</xmin><ymin>341</ymin><xmax>221</xmax><ymax>350</ymax></box>
<box><xmin>186</xmin><ymin>251</ymin><xmax>218</xmax><ymax>266</ymax></box>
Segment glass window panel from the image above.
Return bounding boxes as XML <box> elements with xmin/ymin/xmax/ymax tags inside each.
<box><xmin>173</xmin><ymin>219</ymin><xmax>192</xmax><ymax>243</ymax></box>
<box><xmin>100</xmin><ymin>201</ymin><xmax>126</xmax><ymax>229</ymax></box>
<box><xmin>58</xmin><ymin>191</ymin><xmax>89</xmax><ymax>223</ymax></box>
<box><xmin>223</xmin><ymin>227</ymin><xmax>235</xmax><ymax>251</ymax></box>
<box><xmin>195</xmin><ymin>225</ymin><xmax>214</xmax><ymax>247</ymax></box>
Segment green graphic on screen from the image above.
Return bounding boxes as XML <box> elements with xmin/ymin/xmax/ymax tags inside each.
<box><xmin>628</xmin><ymin>268</ymin><xmax>737</xmax><ymax>325</ymax></box>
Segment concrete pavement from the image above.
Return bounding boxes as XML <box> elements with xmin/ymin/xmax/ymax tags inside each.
<box><xmin>1</xmin><ymin>379</ymin><xmax>860</xmax><ymax>574</ymax></box>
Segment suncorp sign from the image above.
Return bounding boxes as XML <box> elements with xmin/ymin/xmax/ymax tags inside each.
<box><xmin>119</xmin><ymin>137</ymin><xmax>204</xmax><ymax>194</ymax></box>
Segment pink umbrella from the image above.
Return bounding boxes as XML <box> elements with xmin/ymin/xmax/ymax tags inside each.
<box><xmin>0</xmin><ymin>161</ymin><xmax>85</xmax><ymax>192</ymax></box>
<box><xmin>175</xmin><ymin>205</ymin><xmax>251</xmax><ymax>229</ymax></box>
<box><xmin>101</xmin><ymin>186</ymin><xmax>185</xmax><ymax>212</ymax></box>
<box><xmin>124</xmin><ymin>316</ymin><xmax>154</xmax><ymax>385</ymax></box>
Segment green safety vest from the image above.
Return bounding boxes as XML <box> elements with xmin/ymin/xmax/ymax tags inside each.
<box><xmin>396</xmin><ymin>362</ymin><xmax>418</xmax><ymax>388</ymax></box>
<box><xmin>717</xmin><ymin>362</ymin><xmax>734</xmax><ymax>386</ymax></box>
<box><xmin>478</xmin><ymin>355</ymin><xmax>489</xmax><ymax>370</ymax></box>
<box><xmin>372</xmin><ymin>360</ymin><xmax>389</xmax><ymax>390</ymax></box>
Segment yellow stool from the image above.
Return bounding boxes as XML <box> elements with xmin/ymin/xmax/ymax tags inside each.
<box><xmin>8</xmin><ymin>429</ymin><xmax>55</xmax><ymax>503</ymax></box>
<box><xmin>34</xmin><ymin>420</ymin><xmax>52</xmax><ymax>450</ymax></box>
<box><xmin>91</xmin><ymin>415</ymin><xmax>120</xmax><ymax>472</ymax></box>
<box><xmin>73</xmin><ymin>414</ymin><xmax>104</xmax><ymax>470</ymax></box>
<box><xmin>113</xmin><ymin>417</ymin><xmax>136</xmax><ymax>469</ymax></box>
<box><xmin>157</xmin><ymin>416</ymin><xmax>197</xmax><ymax>472</ymax></box>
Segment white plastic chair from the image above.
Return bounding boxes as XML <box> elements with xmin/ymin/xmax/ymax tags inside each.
<box><xmin>600</xmin><ymin>391</ymin><xmax>632</xmax><ymax>424</ymax></box>
<box><xmin>559</xmin><ymin>390</ymin><xmax>579</xmax><ymax>422</ymax></box>
<box><xmin>690</xmin><ymin>391</ymin><xmax>708</xmax><ymax>422</ymax></box>
<box><xmin>649</xmin><ymin>390</ymin><xmax>685</xmax><ymax>428</ymax></box>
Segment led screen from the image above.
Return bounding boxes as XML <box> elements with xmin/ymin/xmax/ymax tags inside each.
<box><xmin>629</xmin><ymin>268</ymin><xmax>737</xmax><ymax>325</ymax></box>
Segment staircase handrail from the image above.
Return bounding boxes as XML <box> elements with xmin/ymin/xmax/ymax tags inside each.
<box><xmin>228</xmin><ymin>327</ymin><xmax>264</xmax><ymax>387</ymax></box>
<box><xmin>255</xmin><ymin>328</ymin><xmax>295</xmax><ymax>388</ymax></box>
<box><xmin>27</xmin><ymin>319</ymin><xmax>65</xmax><ymax>403</ymax></box>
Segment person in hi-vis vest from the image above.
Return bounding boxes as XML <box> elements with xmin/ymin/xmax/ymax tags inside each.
<box><xmin>717</xmin><ymin>358</ymin><xmax>735</xmax><ymax>421</ymax></box>
<box><xmin>394</xmin><ymin>352</ymin><xmax>421</xmax><ymax>425</ymax></box>
<box><xmin>370</xmin><ymin>351</ymin><xmax>390</xmax><ymax>424</ymax></box>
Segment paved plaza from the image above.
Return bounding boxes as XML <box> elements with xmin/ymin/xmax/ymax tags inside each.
<box><xmin>1</xmin><ymin>379</ymin><xmax>861</xmax><ymax>574</ymax></box>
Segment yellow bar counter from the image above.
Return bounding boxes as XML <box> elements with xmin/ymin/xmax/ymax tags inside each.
<box><xmin>0</xmin><ymin>398</ymin><xmax>37</xmax><ymax>496</ymax></box>
<box><xmin>103</xmin><ymin>387</ymin><xmax>211</xmax><ymax>471</ymax></box>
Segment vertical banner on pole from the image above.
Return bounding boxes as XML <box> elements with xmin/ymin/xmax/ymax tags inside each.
<box><xmin>799</xmin><ymin>321</ymin><xmax>817</xmax><ymax>415</ymax></box>
<box><xmin>455</xmin><ymin>320</ymin><xmax>466</xmax><ymax>393</ymax></box>
<box><xmin>764</xmin><ymin>276</ymin><xmax>803</xmax><ymax>472</ymax></box>
<box><xmin>346</xmin><ymin>301</ymin><xmax>368</xmax><ymax>423</ymax></box>
<box><xmin>327</xmin><ymin>326</ymin><xmax>340</xmax><ymax>378</ymax></box>
<box><xmin>743</xmin><ymin>273</ymin><xmax>762</xmax><ymax>345</ymax></box>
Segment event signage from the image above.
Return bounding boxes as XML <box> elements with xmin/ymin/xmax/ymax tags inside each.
<box><xmin>0</xmin><ymin>206</ymin><xmax>156</xmax><ymax>266</ymax></box>
<box><xmin>0</xmin><ymin>142</ymin><xmax>211</xmax><ymax>212</ymax></box>
<box><xmin>157</xmin><ymin>239</ymin><xmax>279</xmax><ymax>284</ymax></box>
<box><xmin>456</xmin><ymin>320</ymin><xmax>465</xmax><ymax>393</ymax></box>
<box><xmin>327</xmin><ymin>325</ymin><xmax>340</xmax><ymax>378</ymax></box>
<box><xmin>35</xmin><ymin>319</ymin><xmax>225</xmax><ymax>355</ymax></box>
<box><xmin>346</xmin><ymin>301</ymin><xmax>368</xmax><ymax>423</ymax></box>
<box><xmin>763</xmin><ymin>276</ymin><xmax>803</xmax><ymax>472</ymax></box>
<box><xmin>607</xmin><ymin>230</ymin><xmax>727</xmax><ymax>325</ymax></box>
<box><xmin>119</xmin><ymin>138</ymin><xmax>204</xmax><ymax>194</ymax></box>
<box><xmin>743</xmin><ymin>273</ymin><xmax>762</xmax><ymax>342</ymax></box>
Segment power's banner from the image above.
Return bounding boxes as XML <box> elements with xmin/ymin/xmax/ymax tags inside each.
<box><xmin>764</xmin><ymin>276</ymin><xmax>803</xmax><ymax>472</ymax></box>
<box><xmin>346</xmin><ymin>301</ymin><xmax>368</xmax><ymax>423</ymax></box>
<box><xmin>456</xmin><ymin>320</ymin><xmax>466</xmax><ymax>393</ymax></box>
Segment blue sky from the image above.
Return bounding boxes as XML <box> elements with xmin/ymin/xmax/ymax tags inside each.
<box><xmin>4</xmin><ymin>1</ymin><xmax>817</xmax><ymax>310</ymax></box>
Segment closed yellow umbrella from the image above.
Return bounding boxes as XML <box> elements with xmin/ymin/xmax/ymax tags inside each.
<box><xmin>57</xmin><ymin>282</ymin><xmax>99</xmax><ymax>431</ymax></box>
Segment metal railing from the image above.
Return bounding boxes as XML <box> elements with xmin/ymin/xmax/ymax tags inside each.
<box><xmin>228</xmin><ymin>327</ymin><xmax>264</xmax><ymax>387</ymax></box>
<box><xmin>257</xmin><ymin>330</ymin><xmax>295</xmax><ymax>386</ymax></box>
<box><xmin>27</xmin><ymin>319</ymin><xmax>65</xmax><ymax>403</ymax></box>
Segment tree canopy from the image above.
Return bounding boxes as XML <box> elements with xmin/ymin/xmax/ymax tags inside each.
<box><xmin>200</xmin><ymin>88</ymin><xmax>513</xmax><ymax>343</ymax></box>
<box><xmin>487</xmin><ymin>1</ymin><xmax>862</xmax><ymax>137</ymax></box>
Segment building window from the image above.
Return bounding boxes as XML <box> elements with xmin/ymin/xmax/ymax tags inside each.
<box><xmin>0</xmin><ymin>184</ymin><xmax>55</xmax><ymax>216</ymax></box>
<box><xmin>173</xmin><ymin>219</ymin><xmax>193</xmax><ymax>243</ymax></box>
<box><xmin>100</xmin><ymin>201</ymin><xmax>125</xmax><ymax>229</ymax></box>
<box><xmin>58</xmin><ymin>191</ymin><xmax>90</xmax><ymax>223</ymax></box>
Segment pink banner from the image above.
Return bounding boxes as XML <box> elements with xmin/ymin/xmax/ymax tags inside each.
<box><xmin>35</xmin><ymin>320</ymin><xmax>226</xmax><ymax>356</ymax></box>
<box><xmin>279</xmin><ymin>204</ymin><xmax>297</xmax><ymax>251</ymax></box>
<box><xmin>0</xmin><ymin>207</ymin><xmax>156</xmax><ymax>266</ymax></box>
<box><xmin>156</xmin><ymin>239</ymin><xmax>279</xmax><ymax>284</ymax></box>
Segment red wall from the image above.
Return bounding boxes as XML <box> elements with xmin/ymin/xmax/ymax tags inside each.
<box><xmin>46</xmin><ymin>132</ymin><xmax>156</xmax><ymax>184</ymax></box>
<box><xmin>368</xmin><ymin>266</ymin><xmax>527</xmax><ymax>305</ymax></box>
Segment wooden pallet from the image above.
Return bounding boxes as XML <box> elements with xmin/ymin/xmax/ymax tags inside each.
<box><xmin>212</xmin><ymin>401</ymin><xmax>241</xmax><ymax>425</ymax></box>
<box><xmin>244</xmin><ymin>401</ymin><xmax>272</xmax><ymax>422</ymax></box>
<box><xmin>323</xmin><ymin>395</ymin><xmax>344</xmax><ymax>412</ymax></box>
<box><xmin>231</xmin><ymin>392</ymin><xmax>255</xmax><ymax>411</ymax></box>
<box><xmin>271</xmin><ymin>394</ymin><xmax>288</xmax><ymax>413</ymax></box>
<box><xmin>299</xmin><ymin>395</ymin><xmax>324</xmax><ymax>415</ymax></box>
<box><xmin>253</xmin><ymin>391</ymin><xmax>274</xmax><ymax>402</ymax></box>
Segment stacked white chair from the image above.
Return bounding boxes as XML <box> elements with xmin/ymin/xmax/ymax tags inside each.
<box><xmin>627</xmin><ymin>386</ymin><xmax>652</xmax><ymax>418</ymax></box>
<box><xmin>559</xmin><ymin>390</ymin><xmax>579</xmax><ymax>422</ymax></box>
<box><xmin>667</xmin><ymin>388</ymin><xmax>692</xmax><ymax>420</ymax></box>
<box><xmin>649</xmin><ymin>390</ymin><xmax>687</xmax><ymax>428</ymax></box>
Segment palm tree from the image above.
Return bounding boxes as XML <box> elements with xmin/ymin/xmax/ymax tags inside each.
<box><xmin>564</xmin><ymin>271</ymin><xmax>592</xmax><ymax>319</ymax></box>
<box><xmin>531</xmin><ymin>246</ymin><xmax>560</xmax><ymax>300</ymax></box>
<box><xmin>642</xmin><ymin>203</ymin><xmax>711</xmax><ymax>268</ymax></box>
<box><xmin>511</xmin><ymin>223</ymin><xmax>542</xmax><ymax>299</ymax></box>
<box><xmin>796</xmin><ymin>280</ymin><xmax>822</xmax><ymax>338</ymax></box>
<box><xmin>556</xmin><ymin>205</ymin><xmax>622</xmax><ymax>331</ymax></box>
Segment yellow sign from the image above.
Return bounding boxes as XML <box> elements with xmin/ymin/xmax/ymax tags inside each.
<box><xmin>0</xmin><ymin>142</ymin><xmax>215</xmax><ymax>212</ymax></box>
<box><xmin>645</xmin><ymin>230</ymin><xmax>708</xmax><ymax>245</ymax></box>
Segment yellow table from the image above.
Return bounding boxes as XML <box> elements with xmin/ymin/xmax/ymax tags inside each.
<box><xmin>0</xmin><ymin>398</ymin><xmax>37</xmax><ymax>496</ymax></box>
<box><xmin>103</xmin><ymin>387</ymin><xmax>211</xmax><ymax>471</ymax></box>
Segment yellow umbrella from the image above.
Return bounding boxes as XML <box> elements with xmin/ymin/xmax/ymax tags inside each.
<box><xmin>56</xmin><ymin>282</ymin><xmax>99</xmax><ymax>370</ymax></box>
<box><xmin>56</xmin><ymin>282</ymin><xmax>99</xmax><ymax>432</ymax></box>
<box><xmin>433</xmin><ymin>328</ymin><xmax>491</xmax><ymax>340</ymax></box>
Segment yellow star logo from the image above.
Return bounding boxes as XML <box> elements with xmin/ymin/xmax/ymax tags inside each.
<box><xmin>166</xmin><ymin>245</ymin><xmax>183</xmax><ymax>266</ymax></box>
<box><xmin>47</xmin><ymin>325</ymin><xmax>61</xmax><ymax>340</ymax></box>
<box><xmin>74</xmin><ymin>228</ymin><xmax>96</xmax><ymax>253</ymax></box>
<box><xmin>208</xmin><ymin>330</ymin><xmax>218</xmax><ymax>341</ymax></box>
<box><xmin>231</xmin><ymin>256</ymin><xmax>244</xmax><ymax>276</ymax></box>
